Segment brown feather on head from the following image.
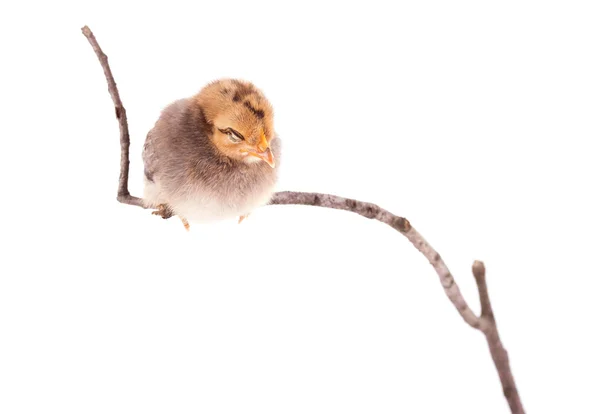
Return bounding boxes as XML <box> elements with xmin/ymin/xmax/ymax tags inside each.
<box><xmin>194</xmin><ymin>79</ymin><xmax>276</xmax><ymax>167</ymax></box>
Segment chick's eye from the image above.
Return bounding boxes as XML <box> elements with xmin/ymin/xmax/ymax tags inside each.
<box><xmin>228</xmin><ymin>132</ymin><xmax>243</xmax><ymax>143</ymax></box>
<box><xmin>220</xmin><ymin>128</ymin><xmax>244</xmax><ymax>143</ymax></box>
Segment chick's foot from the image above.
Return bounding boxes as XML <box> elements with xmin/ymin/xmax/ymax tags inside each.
<box><xmin>151</xmin><ymin>203</ymin><xmax>174</xmax><ymax>219</ymax></box>
<box><xmin>181</xmin><ymin>217</ymin><xmax>190</xmax><ymax>231</ymax></box>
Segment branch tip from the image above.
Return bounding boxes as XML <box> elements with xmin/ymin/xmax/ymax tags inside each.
<box><xmin>472</xmin><ymin>260</ymin><xmax>486</xmax><ymax>280</ymax></box>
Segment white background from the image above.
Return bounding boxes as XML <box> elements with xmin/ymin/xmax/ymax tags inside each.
<box><xmin>1</xmin><ymin>1</ymin><xmax>599</xmax><ymax>413</ymax></box>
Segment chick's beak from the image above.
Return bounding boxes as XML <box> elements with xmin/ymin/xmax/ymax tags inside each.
<box><xmin>248</xmin><ymin>133</ymin><xmax>275</xmax><ymax>168</ymax></box>
<box><xmin>249</xmin><ymin>147</ymin><xmax>275</xmax><ymax>168</ymax></box>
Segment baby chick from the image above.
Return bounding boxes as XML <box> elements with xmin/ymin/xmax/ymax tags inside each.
<box><xmin>142</xmin><ymin>79</ymin><xmax>280</xmax><ymax>230</ymax></box>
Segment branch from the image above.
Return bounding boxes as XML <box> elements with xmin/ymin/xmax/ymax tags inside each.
<box><xmin>473</xmin><ymin>261</ymin><xmax>524</xmax><ymax>414</ymax></box>
<box><xmin>81</xmin><ymin>25</ymin><xmax>144</xmax><ymax>208</ymax></box>
<box><xmin>270</xmin><ymin>192</ymin><xmax>480</xmax><ymax>328</ymax></box>
<box><xmin>82</xmin><ymin>25</ymin><xmax>525</xmax><ymax>414</ymax></box>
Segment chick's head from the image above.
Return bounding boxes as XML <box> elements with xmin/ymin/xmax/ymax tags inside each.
<box><xmin>195</xmin><ymin>79</ymin><xmax>276</xmax><ymax>167</ymax></box>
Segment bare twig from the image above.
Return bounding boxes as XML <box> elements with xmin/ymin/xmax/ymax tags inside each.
<box><xmin>473</xmin><ymin>261</ymin><xmax>524</xmax><ymax>414</ymax></box>
<box><xmin>81</xmin><ymin>25</ymin><xmax>144</xmax><ymax>208</ymax></box>
<box><xmin>82</xmin><ymin>25</ymin><xmax>525</xmax><ymax>413</ymax></box>
<box><xmin>269</xmin><ymin>192</ymin><xmax>481</xmax><ymax>328</ymax></box>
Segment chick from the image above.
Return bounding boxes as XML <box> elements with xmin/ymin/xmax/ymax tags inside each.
<box><xmin>142</xmin><ymin>79</ymin><xmax>280</xmax><ymax>230</ymax></box>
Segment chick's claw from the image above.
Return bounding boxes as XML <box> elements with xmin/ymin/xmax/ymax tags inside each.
<box><xmin>151</xmin><ymin>203</ymin><xmax>174</xmax><ymax>219</ymax></box>
<box><xmin>181</xmin><ymin>218</ymin><xmax>190</xmax><ymax>231</ymax></box>
<box><xmin>238</xmin><ymin>214</ymin><xmax>250</xmax><ymax>224</ymax></box>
